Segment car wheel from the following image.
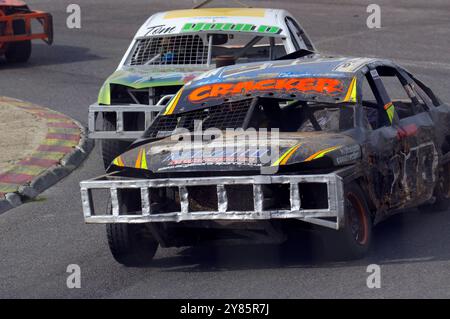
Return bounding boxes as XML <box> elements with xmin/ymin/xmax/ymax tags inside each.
<box><xmin>106</xmin><ymin>191</ymin><xmax>158</xmax><ymax>267</ymax></box>
<box><xmin>5</xmin><ymin>20</ymin><xmax>32</xmax><ymax>63</ymax></box>
<box><xmin>106</xmin><ymin>223</ymin><xmax>158</xmax><ymax>267</ymax></box>
<box><xmin>327</xmin><ymin>182</ymin><xmax>372</xmax><ymax>260</ymax></box>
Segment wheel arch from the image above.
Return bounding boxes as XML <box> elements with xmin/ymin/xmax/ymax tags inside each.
<box><xmin>348</xmin><ymin>176</ymin><xmax>378</xmax><ymax>222</ymax></box>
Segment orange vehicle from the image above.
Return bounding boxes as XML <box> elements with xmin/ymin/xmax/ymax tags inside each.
<box><xmin>0</xmin><ymin>0</ymin><xmax>52</xmax><ymax>63</ymax></box>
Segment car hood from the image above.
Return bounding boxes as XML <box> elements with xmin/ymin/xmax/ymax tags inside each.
<box><xmin>111</xmin><ymin>131</ymin><xmax>361</xmax><ymax>173</ymax></box>
<box><xmin>97</xmin><ymin>66</ymin><xmax>209</xmax><ymax>105</ymax></box>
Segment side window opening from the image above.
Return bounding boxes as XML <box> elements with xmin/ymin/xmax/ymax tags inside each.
<box><xmin>375</xmin><ymin>66</ymin><xmax>427</xmax><ymax>120</ymax></box>
<box><xmin>361</xmin><ymin>74</ymin><xmax>382</xmax><ymax>130</ymax></box>
<box><xmin>285</xmin><ymin>17</ymin><xmax>314</xmax><ymax>51</ymax></box>
<box><xmin>285</xmin><ymin>19</ymin><xmax>300</xmax><ymax>51</ymax></box>
<box><xmin>411</xmin><ymin>83</ymin><xmax>432</xmax><ymax>109</ymax></box>
<box><xmin>211</xmin><ymin>34</ymin><xmax>287</xmax><ymax>62</ymax></box>
<box><xmin>379</xmin><ymin>75</ymin><xmax>415</xmax><ymax>119</ymax></box>
<box><xmin>361</xmin><ymin>66</ymin><xmax>427</xmax><ymax>130</ymax></box>
<box><xmin>411</xmin><ymin>77</ymin><xmax>441</xmax><ymax>108</ymax></box>
<box><xmin>362</xmin><ymin>77</ymin><xmax>377</xmax><ymax>103</ymax></box>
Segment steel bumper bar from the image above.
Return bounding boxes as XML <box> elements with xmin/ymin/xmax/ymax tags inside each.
<box><xmin>0</xmin><ymin>11</ymin><xmax>53</xmax><ymax>44</ymax></box>
<box><xmin>80</xmin><ymin>173</ymin><xmax>345</xmax><ymax>230</ymax></box>
<box><xmin>88</xmin><ymin>103</ymin><xmax>165</xmax><ymax>140</ymax></box>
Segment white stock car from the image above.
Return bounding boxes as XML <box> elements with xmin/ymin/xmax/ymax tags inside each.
<box><xmin>87</xmin><ymin>7</ymin><xmax>316</xmax><ymax>168</ymax></box>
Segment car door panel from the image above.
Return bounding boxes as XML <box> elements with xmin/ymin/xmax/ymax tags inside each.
<box><xmin>396</xmin><ymin>112</ymin><xmax>438</xmax><ymax>206</ymax></box>
<box><xmin>363</xmin><ymin>66</ymin><xmax>439</xmax><ymax>212</ymax></box>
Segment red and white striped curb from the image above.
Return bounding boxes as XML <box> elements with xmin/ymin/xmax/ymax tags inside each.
<box><xmin>0</xmin><ymin>97</ymin><xmax>94</xmax><ymax>213</ymax></box>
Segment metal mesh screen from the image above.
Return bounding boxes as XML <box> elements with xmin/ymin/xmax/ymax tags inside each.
<box><xmin>144</xmin><ymin>99</ymin><xmax>253</xmax><ymax>138</ymax></box>
<box><xmin>129</xmin><ymin>35</ymin><xmax>209</xmax><ymax>66</ymax></box>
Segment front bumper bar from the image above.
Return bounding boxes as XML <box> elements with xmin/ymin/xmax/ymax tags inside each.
<box><xmin>0</xmin><ymin>11</ymin><xmax>53</xmax><ymax>44</ymax></box>
<box><xmin>88</xmin><ymin>103</ymin><xmax>166</xmax><ymax>140</ymax></box>
<box><xmin>80</xmin><ymin>173</ymin><xmax>345</xmax><ymax>230</ymax></box>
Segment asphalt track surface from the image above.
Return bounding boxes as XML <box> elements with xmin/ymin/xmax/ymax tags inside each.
<box><xmin>0</xmin><ymin>0</ymin><xmax>449</xmax><ymax>298</ymax></box>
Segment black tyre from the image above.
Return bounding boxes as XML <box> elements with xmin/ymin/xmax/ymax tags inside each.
<box><xmin>101</xmin><ymin>113</ymin><xmax>133</xmax><ymax>170</ymax></box>
<box><xmin>107</xmin><ymin>223</ymin><xmax>158</xmax><ymax>267</ymax></box>
<box><xmin>106</xmin><ymin>190</ymin><xmax>158</xmax><ymax>267</ymax></box>
<box><xmin>5</xmin><ymin>20</ymin><xmax>31</xmax><ymax>63</ymax></box>
<box><xmin>326</xmin><ymin>182</ymin><xmax>372</xmax><ymax>260</ymax></box>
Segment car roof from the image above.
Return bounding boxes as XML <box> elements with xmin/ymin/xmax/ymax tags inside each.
<box><xmin>187</xmin><ymin>56</ymin><xmax>395</xmax><ymax>86</ymax></box>
<box><xmin>162</xmin><ymin>8</ymin><xmax>282</xmax><ymax>19</ymax></box>
<box><xmin>135</xmin><ymin>8</ymin><xmax>291</xmax><ymax>38</ymax></box>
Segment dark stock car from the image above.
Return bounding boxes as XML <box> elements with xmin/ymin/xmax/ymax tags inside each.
<box><xmin>80</xmin><ymin>56</ymin><xmax>450</xmax><ymax>266</ymax></box>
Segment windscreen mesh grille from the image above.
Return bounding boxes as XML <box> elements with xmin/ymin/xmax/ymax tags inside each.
<box><xmin>145</xmin><ymin>99</ymin><xmax>252</xmax><ymax>138</ymax></box>
<box><xmin>129</xmin><ymin>35</ymin><xmax>208</xmax><ymax>66</ymax></box>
